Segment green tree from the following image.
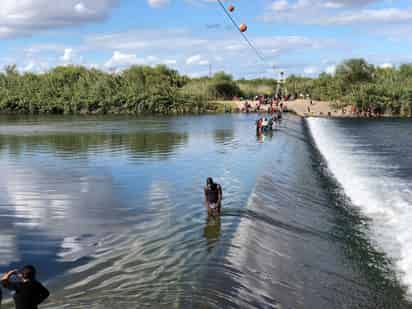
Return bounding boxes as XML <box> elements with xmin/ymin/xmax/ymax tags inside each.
<box><xmin>335</xmin><ymin>58</ymin><xmax>375</xmax><ymax>84</ymax></box>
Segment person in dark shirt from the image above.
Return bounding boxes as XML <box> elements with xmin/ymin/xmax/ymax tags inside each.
<box><xmin>204</xmin><ymin>177</ymin><xmax>222</xmax><ymax>216</ymax></box>
<box><xmin>1</xmin><ymin>265</ymin><xmax>49</xmax><ymax>309</ymax></box>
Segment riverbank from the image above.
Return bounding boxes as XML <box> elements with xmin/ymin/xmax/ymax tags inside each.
<box><xmin>214</xmin><ymin>99</ymin><xmax>399</xmax><ymax>118</ymax></box>
<box><xmin>0</xmin><ymin>97</ymin><xmax>397</xmax><ymax>118</ymax></box>
<box><xmin>213</xmin><ymin>99</ymin><xmax>351</xmax><ymax>117</ymax></box>
<box><xmin>286</xmin><ymin>99</ymin><xmax>351</xmax><ymax>117</ymax></box>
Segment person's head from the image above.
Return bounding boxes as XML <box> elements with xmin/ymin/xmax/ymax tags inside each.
<box><xmin>21</xmin><ymin>265</ymin><xmax>36</xmax><ymax>280</ymax></box>
<box><xmin>206</xmin><ymin>177</ymin><xmax>215</xmax><ymax>189</ymax></box>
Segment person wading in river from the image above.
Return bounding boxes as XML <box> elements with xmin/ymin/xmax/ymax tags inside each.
<box><xmin>204</xmin><ymin>177</ymin><xmax>222</xmax><ymax>216</ymax></box>
<box><xmin>1</xmin><ymin>265</ymin><xmax>49</xmax><ymax>309</ymax></box>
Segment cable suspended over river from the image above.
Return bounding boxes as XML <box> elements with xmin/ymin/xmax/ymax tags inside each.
<box><xmin>216</xmin><ymin>0</ymin><xmax>267</xmax><ymax>64</ymax></box>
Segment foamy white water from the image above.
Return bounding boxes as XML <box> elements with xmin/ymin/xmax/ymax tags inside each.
<box><xmin>308</xmin><ymin>118</ymin><xmax>412</xmax><ymax>294</ymax></box>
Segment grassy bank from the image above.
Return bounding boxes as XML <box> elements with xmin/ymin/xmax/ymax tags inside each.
<box><xmin>0</xmin><ymin>65</ymin><xmax>209</xmax><ymax>115</ymax></box>
<box><xmin>0</xmin><ymin>65</ymin><xmax>256</xmax><ymax>115</ymax></box>
<box><xmin>286</xmin><ymin>59</ymin><xmax>412</xmax><ymax>117</ymax></box>
<box><xmin>1</xmin><ymin>58</ymin><xmax>412</xmax><ymax>116</ymax></box>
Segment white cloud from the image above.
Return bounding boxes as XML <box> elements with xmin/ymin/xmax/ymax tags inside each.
<box><xmin>85</xmin><ymin>29</ymin><xmax>209</xmax><ymax>51</ymax></box>
<box><xmin>325</xmin><ymin>64</ymin><xmax>336</xmax><ymax>74</ymax></box>
<box><xmin>12</xmin><ymin>28</ymin><xmax>327</xmax><ymax>77</ymax></box>
<box><xmin>271</xmin><ymin>0</ymin><xmax>289</xmax><ymax>12</ymax></box>
<box><xmin>65</xmin><ymin>29</ymin><xmax>324</xmax><ymax>76</ymax></box>
<box><xmin>304</xmin><ymin>66</ymin><xmax>319</xmax><ymax>75</ymax></box>
<box><xmin>24</xmin><ymin>44</ymin><xmax>67</xmax><ymax>56</ymax></box>
<box><xmin>104</xmin><ymin>51</ymin><xmax>176</xmax><ymax>70</ymax></box>
<box><xmin>74</xmin><ymin>2</ymin><xmax>88</xmax><ymax>13</ymax></box>
<box><xmin>148</xmin><ymin>0</ymin><xmax>170</xmax><ymax>8</ymax></box>
<box><xmin>0</xmin><ymin>0</ymin><xmax>119</xmax><ymax>38</ymax></box>
<box><xmin>324</xmin><ymin>2</ymin><xmax>344</xmax><ymax>9</ymax></box>
<box><xmin>163</xmin><ymin>59</ymin><xmax>177</xmax><ymax>65</ymax></box>
<box><xmin>22</xmin><ymin>61</ymin><xmax>36</xmax><ymax>72</ymax></box>
<box><xmin>61</xmin><ymin>48</ymin><xmax>74</xmax><ymax>62</ymax></box>
<box><xmin>187</xmin><ymin>70</ymin><xmax>210</xmax><ymax>78</ymax></box>
<box><xmin>21</xmin><ymin>59</ymin><xmax>50</xmax><ymax>73</ymax></box>
<box><xmin>87</xmin><ymin>63</ymin><xmax>100</xmax><ymax>69</ymax></box>
<box><xmin>262</xmin><ymin>1</ymin><xmax>410</xmax><ymax>25</ymax></box>
<box><xmin>145</xmin><ymin>56</ymin><xmax>177</xmax><ymax>66</ymax></box>
<box><xmin>325</xmin><ymin>0</ymin><xmax>378</xmax><ymax>8</ymax></box>
<box><xmin>57</xmin><ymin>48</ymin><xmax>84</xmax><ymax>66</ymax></box>
<box><xmin>371</xmin><ymin>25</ymin><xmax>412</xmax><ymax>42</ymax></box>
<box><xmin>325</xmin><ymin>8</ymin><xmax>412</xmax><ymax>25</ymax></box>
<box><xmin>379</xmin><ymin>63</ymin><xmax>393</xmax><ymax>69</ymax></box>
<box><xmin>105</xmin><ymin>51</ymin><xmax>144</xmax><ymax>69</ymax></box>
<box><xmin>186</xmin><ymin>54</ymin><xmax>209</xmax><ymax>65</ymax></box>
<box><xmin>214</xmin><ymin>55</ymin><xmax>223</xmax><ymax>62</ymax></box>
<box><xmin>84</xmin><ymin>29</ymin><xmax>322</xmax><ymax>59</ymax></box>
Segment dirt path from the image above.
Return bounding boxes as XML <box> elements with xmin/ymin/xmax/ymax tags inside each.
<box><xmin>286</xmin><ymin>99</ymin><xmax>352</xmax><ymax>117</ymax></box>
<box><xmin>227</xmin><ymin>99</ymin><xmax>353</xmax><ymax>117</ymax></box>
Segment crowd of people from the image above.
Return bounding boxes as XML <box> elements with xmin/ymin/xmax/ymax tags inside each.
<box><xmin>256</xmin><ymin>111</ymin><xmax>282</xmax><ymax>134</ymax></box>
<box><xmin>349</xmin><ymin>105</ymin><xmax>384</xmax><ymax>117</ymax></box>
<box><xmin>241</xmin><ymin>95</ymin><xmax>290</xmax><ymax>114</ymax></box>
<box><xmin>251</xmin><ymin>96</ymin><xmax>285</xmax><ymax>133</ymax></box>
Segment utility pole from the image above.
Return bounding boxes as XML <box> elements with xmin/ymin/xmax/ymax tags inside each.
<box><xmin>209</xmin><ymin>64</ymin><xmax>212</xmax><ymax>78</ymax></box>
<box><xmin>275</xmin><ymin>71</ymin><xmax>287</xmax><ymax>99</ymax></box>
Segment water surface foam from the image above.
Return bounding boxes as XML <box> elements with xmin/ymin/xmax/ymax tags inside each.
<box><xmin>308</xmin><ymin>118</ymin><xmax>412</xmax><ymax>294</ymax></box>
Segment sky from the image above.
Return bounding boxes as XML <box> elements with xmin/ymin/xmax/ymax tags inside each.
<box><xmin>1</xmin><ymin>0</ymin><xmax>412</xmax><ymax>79</ymax></box>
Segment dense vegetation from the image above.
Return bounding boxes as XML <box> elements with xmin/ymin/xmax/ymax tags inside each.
<box><xmin>1</xmin><ymin>58</ymin><xmax>412</xmax><ymax>116</ymax></box>
<box><xmin>0</xmin><ymin>65</ymin><xmax>249</xmax><ymax>115</ymax></box>
<box><xmin>286</xmin><ymin>59</ymin><xmax>412</xmax><ymax>116</ymax></box>
<box><xmin>0</xmin><ymin>65</ymin><xmax>206</xmax><ymax>115</ymax></box>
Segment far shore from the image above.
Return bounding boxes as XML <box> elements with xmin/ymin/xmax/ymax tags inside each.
<box><xmin>215</xmin><ymin>99</ymin><xmax>394</xmax><ymax>118</ymax></box>
<box><xmin>284</xmin><ymin>99</ymin><xmax>352</xmax><ymax>118</ymax></box>
<box><xmin>0</xmin><ymin>99</ymin><xmax>397</xmax><ymax>118</ymax></box>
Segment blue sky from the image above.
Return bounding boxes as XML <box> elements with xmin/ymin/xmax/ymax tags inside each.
<box><xmin>1</xmin><ymin>0</ymin><xmax>412</xmax><ymax>78</ymax></box>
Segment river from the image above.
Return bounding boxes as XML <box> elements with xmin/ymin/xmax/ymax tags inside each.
<box><xmin>0</xmin><ymin>114</ymin><xmax>410</xmax><ymax>308</ymax></box>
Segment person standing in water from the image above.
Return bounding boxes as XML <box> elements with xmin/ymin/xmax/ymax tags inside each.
<box><xmin>204</xmin><ymin>177</ymin><xmax>222</xmax><ymax>216</ymax></box>
<box><xmin>1</xmin><ymin>265</ymin><xmax>49</xmax><ymax>309</ymax></box>
<box><xmin>256</xmin><ymin>118</ymin><xmax>263</xmax><ymax>134</ymax></box>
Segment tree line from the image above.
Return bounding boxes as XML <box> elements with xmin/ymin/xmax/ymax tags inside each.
<box><xmin>286</xmin><ymin>59</ymin><xmax>412</xmax><ymax>116</ymax></box>
<box><xmin>0</xmin><ymin>64</ymin><xmax>251</xmax><ymax>115</ymax></box>
<box><xmin>1</xmin><ymin>58</ymin><xmax>412</xmax><ymax>116</ymax></box>
<box><xmin>0</xmin><ymin>64</ymin><xmax>205</xmax><ymax>114</ymax></box>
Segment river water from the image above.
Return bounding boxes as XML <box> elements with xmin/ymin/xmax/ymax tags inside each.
<box><xmin>0</xmin><ymin>114</ymin><xmax>411</xmax><ymax>308</ymax></box>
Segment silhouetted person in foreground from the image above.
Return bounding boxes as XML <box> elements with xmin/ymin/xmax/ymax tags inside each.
<box><xmin>1</xmin><ymin>265</ymin><xmax>49</xmax><ymax>309</ymax></box>
<box><xmin>204</xmin><ymin>177</ymin><xmax>222</xmax><ymax>216</ymax></box>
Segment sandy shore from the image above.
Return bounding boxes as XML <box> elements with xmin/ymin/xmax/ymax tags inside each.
<box><xmin>286</xmin><ymin>99</ymin><xmax>352</xmax><ymax>117</ymax></box>
<box><xmin>225</xmin><ymin>99</ymin><xmax>352</xmax><ymax>118</ymax></box>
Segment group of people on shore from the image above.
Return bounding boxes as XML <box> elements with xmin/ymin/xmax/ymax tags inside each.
<box><xmin>349</xmin><ymin>105</ymin><xmax>384</xmax><ymax>117</ymax></box>
<box><xmin>241</xmin><ymin>95</ymin><xmax>288</xmax><ymax>114</ymax></box>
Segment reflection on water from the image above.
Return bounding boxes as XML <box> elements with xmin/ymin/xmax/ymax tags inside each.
<box><xmin>203</xmin><ymin>215</ymin><xmax>221</xmax><ymax>254</ymax></box>
<box><xmin>256</xmin><ymin>130</ymin><xmax>274</xmax><ymax>143</ymax></box>
<box><xmin>0</xmin><ymin>115</ymin><xmax>409</xmax><ymax>308</ymax></box>
<box><xmin>0</xmin><ymin>132</ymin><xmax>188</xmax><ymax>160</ymax></box>
<box><xmin>213</xmin><ymin>130</ymin><xmax>235</xmax><ymax>145</ymax></box>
